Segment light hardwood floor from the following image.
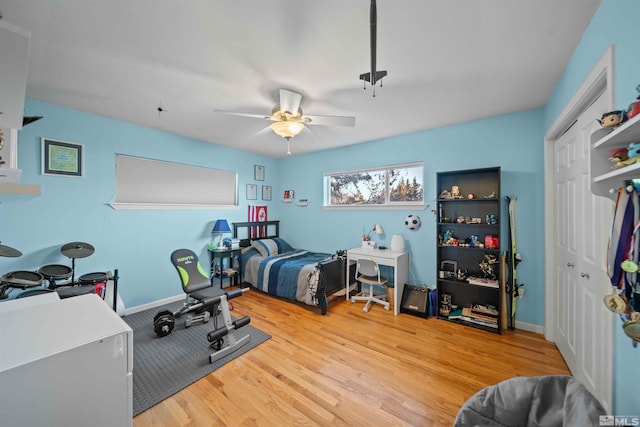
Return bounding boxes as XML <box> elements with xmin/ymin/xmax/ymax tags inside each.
<box><xmin>133</xmin><ymin>290</ymin><xmax>570</xmax><ymax>426</ymax></box>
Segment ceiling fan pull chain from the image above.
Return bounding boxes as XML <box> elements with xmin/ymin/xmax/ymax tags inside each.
<box><xmin>287</xmin><ymin>140</ymin><xmax>291</xmax><ymax>156</ymax></box>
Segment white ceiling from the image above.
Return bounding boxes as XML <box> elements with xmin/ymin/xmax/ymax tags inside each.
<box><xmin>1</xmin><ymin>0</ymin><xmax>601</xmax><ymax>158</ymax></box>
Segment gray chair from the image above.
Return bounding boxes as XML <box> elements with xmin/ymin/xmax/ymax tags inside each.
<box><xmin>454</xmin><ymin>375</ymin><xmax>606</xmax><ymax>427</ymax></box>
<box><xmin>351</xmin><ymin>258</ymin><xmax>390</xmax><ymax>312</ymax></box>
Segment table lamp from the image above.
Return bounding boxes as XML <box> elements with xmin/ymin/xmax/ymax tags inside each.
<box><xmin>212</xmin><ymin>219</ymin><xmax>232</xmax><ymax>249</ymax></box>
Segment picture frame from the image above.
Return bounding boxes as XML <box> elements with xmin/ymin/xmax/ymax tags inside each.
<box><xmin>254</xmin><ymin>164</ymin><xmax>265</xmax><ymax>181</ymax></box>
<box><xmin>41</xmin><ymin>137</ymin><xmax>84</xmax><ymax>177</ymax></box>
<box><xmin>262</xmin><ymin>185</ymin><xmax>272</xmax><ymax>201</ymax></box>
<box><xmin>246</xmin><ymin>184</ymin><xmax>258</xmax><ymax>200</ymax></box>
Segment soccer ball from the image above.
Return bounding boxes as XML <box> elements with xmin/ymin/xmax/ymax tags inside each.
<box><xmin>404</xmin><ymin>214</ymin><xmax>421</xmax><ymax>230</ymax></box>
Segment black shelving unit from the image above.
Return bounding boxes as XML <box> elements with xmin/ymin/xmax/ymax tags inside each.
<box><xmin>436</xmin><ymin>167</ymin><xmax>502</xmax><ymax>334</ymax></box>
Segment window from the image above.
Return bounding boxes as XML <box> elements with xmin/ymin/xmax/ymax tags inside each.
<box><xmin>326</xmin><ymin>163</ymin><xmax>424</xmax><ymax>207</ymax></box>
<box><xmin>112</xmin><ymin>154</ymin><xmax>238</xmax><ymax>210</ymax></box>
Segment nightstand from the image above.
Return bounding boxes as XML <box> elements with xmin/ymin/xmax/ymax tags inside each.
<box><xmin>209</xmin><ymin>248</ymin><xmax>241</xmax><ymax>289</ymax></box>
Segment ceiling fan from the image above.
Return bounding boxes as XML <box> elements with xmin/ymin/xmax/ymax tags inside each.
<box><xmin>215</xmin><ymin>89</ymin><xmax>356</xmax><ymax>145</ymax></box>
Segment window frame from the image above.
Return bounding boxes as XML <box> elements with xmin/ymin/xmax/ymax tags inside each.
<box><xmin>323</xmin><ymin>162</ymin><xmax>427</xmax><ymax>211</ymax></box>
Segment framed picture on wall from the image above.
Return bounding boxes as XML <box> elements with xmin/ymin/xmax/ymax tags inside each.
<box><xmin>246</xmin><ymin>184</ymin><xmax>258</xmax><ymax>200</ymax></box>
<box><xmin>41</xmin><ymin>138</ymin><xmax>84</xmax><ymax>177</ymax></box>
<box><xmin>262</xmin><ymin>185</ymin><xmax>272</xmax><ymax>201</ymax></box>
<box><xmin>254</xmin><ymin>164</ymin><xmax>265</xmax><ymax>181</ymax></box>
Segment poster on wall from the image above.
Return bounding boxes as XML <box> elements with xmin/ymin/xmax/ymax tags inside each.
<box><xmin>248</xmin><ymin>205</ymin><xmax>268</xmax><ymax>238</ymax></box>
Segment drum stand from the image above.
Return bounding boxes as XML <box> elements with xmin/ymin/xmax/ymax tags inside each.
<box><xmin>60</xmin><ymin>241</ymin><xmax>95</xmax><ymax>283</ymax></box>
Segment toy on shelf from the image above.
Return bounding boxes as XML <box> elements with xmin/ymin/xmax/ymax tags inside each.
<box><xmin>439</xmin><ymin>186</ymin><xmax>465</xmax><ymax>199</ymax></box>
<box><xmin>611</xmin><ymin>142</ymin><xmax>640</xmax><ymax>168</ymax></box>
<box><xmin>598</xmin><ymin>110</ymin><xmax>628</xmax><ymax>128</ymax></box>
<box><xmin>479</xmin><ymin>253</ymin><xmax>499</xmax><ymax>280</ymax></box>
<box><xmin>440</xmin><ymin>229</ymin><xmax>457</xmax><ymax>246</ymax></box>
<box><xmin>609</xmin><ymin>147</ymin><xmax>629</xmax><ymax>168</ymax></box>
<box><xmin>626</xmin><ymin>84</ymin><xmax>640</xmax><ymax>120</ymax></box>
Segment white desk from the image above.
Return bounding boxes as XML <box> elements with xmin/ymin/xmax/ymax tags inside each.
<box><xmin>346</xmin><ymin>247</ymin><xmax>409</xmax><ymax>315</ymax></box>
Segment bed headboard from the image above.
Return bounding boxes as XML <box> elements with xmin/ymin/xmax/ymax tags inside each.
<box><xmin>232</xmin><ymin>220</ymin><xmax>280</xmax><ymax>248</ymax></box>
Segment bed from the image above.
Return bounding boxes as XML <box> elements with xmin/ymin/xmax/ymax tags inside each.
<box><xmin>233</xmin><ymin>221</ymin><xmax>346</xmax><ymax>315</ymax></box>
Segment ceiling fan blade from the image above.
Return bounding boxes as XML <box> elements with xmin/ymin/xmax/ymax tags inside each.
<box><xmin>304</xmin><ymin>114</ymin><xmax>356</xmax><ymax>127</ymax></box>
<box><xmin>214</xmin><ymin>110</ymin><xmax>271</xmax><ymax>120</ymax></box>
<box><xmin>279</xmin><ymin>89</ymin><xmax>302</xmax><ymax>114</ymax></box>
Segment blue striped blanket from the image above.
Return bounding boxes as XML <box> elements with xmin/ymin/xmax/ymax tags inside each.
<box><xmin>244</xmin><ymin>249</ymin><xmax>332</xmax><ymax>304</ymax></box>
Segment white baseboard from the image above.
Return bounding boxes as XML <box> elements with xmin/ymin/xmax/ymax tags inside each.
<box><xmin>123</xmin><ymin>294</ymin><xmax>184</xmax><ymax>316</ymax></box>
<box><xmin>514</xmin><ymin>320</ymin><xmax>544</xmax><ymax>334</ymax></box>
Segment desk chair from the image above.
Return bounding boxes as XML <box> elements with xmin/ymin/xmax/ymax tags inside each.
<box><xmin>351</xmin><ymin>258</ymin><xmax>390</xmax><ymax>312</ymax></box>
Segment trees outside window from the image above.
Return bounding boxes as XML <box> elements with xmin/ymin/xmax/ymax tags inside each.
<box><xmin>327</xmin><ymin>163</ymin><xmax>423</xmax><ymax>206</ymax></box>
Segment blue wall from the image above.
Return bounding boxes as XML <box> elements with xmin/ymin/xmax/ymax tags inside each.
<box><xmin>3</xmin><ymin>101</ymin><xmax>545</xmax><ymax>321</ymax></box>
<box><xmin>544</xmin><ymin>0</ymin><xmax>640</xmax><ymax>415</ymax></box>
<box><xmin>1</xmin><ymin>99</ymin><xmax>278</xmax><ymax>307</ymax></box>
<box><xmin>2</xmin><ymin>0</ymin><xmax>636</xmax><ymax>413</ymax></box>
<box><xmin>277</xmin><ymin>109</ymin><xmax>545</xmax><ymax>326</ymax></box>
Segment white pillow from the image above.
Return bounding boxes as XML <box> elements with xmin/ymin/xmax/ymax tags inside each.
<box><xmin>251</xmin><ymin>239</ymin><xmax>278</xmax><ymax>257</ymax></box>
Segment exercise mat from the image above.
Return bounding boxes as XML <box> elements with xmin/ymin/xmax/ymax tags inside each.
<box><xmin>123</xmin><ymin>300</ymin><xmax>271</xmax><ymax>416</ymax></box>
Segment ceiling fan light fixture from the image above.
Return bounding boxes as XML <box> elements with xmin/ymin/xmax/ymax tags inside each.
<box><xmin>270</xmin><ymin>121</ymin><xmax>305</xmax><ymax>140</ymax></box>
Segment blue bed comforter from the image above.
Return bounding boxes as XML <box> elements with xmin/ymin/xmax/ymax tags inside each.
<box><xmin>243</xmin><ymin>249</ymin><xmax>332</xmax><ymax>304</ymax></box>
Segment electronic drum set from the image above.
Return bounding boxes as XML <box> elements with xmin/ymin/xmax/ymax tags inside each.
<box><xmin>0</xmin><ymin>241</ymin><xmax>119</xmax><ymax>311</ymax></box>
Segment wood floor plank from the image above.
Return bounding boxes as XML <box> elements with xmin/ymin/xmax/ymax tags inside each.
<box><xmin>133</xmin><ymin>289</ymin><xmax>570</xmax><ymax>426</ymax></box>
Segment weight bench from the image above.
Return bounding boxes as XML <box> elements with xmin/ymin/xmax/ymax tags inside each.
<box><xmin>154</xmin><ymin>249</ymin><xmax>251</xmax><ymax>353</ymax></box>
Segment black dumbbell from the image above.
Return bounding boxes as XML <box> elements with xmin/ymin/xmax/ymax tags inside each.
<box><xmin>153</xmin><ymin>310</ymin><xmax>175</xmax><ymax>337</ymax></box>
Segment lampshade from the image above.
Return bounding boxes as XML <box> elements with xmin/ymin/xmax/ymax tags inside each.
<box><xmin>212</xmin><ymin>219</ymin><xmax>231</xmax><ymax>234</ymax></box>
<box><xmin>270</xmin><ymin>121</ymin><xmax>305</xmax><ymax>140</ymax></box>
<box><xmin>374</xmin><ymin>224</ymin><xmax>384</xmax><ymax>235</ymax></box>
<box><xmin>212</xmin><ymin>219</ymin><xmax>232</xmax><ymax>248</ymax></box>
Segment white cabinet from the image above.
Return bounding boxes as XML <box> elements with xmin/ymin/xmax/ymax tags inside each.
<box><xmin>591</xmin><ymin>114</ymin><xmax>640</xmax><ymax>198</ymax></box>
<box><xmin>0</xmin><ymin>294</ymin><xmax>133</xmax><ymax>427</ymax></box>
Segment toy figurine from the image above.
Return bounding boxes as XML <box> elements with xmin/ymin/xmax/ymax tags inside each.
<box><xmin>627</xmin><ymin>84</ymin><xmax>640</xmax><ymax>120</ymax></box>
<box><xmin>441</xmin><ymin>229</ymin><xmax>456</xmax><ymax>246</ymax></box>
<box><xmin>451</xmin><ymin>185</ymin><xmax>462</xmax><ymax>199</ymax></box>
<box><xmin>479</xmin><ymin>254</ymin><xmax>499</xmax><ymax>280</ymax></box>
<box><xmin>614</xmin><ymin>141</ymin><xmax>640</xmax><ymax>168</ymax></box>
<box><xmin>609</xmin><ymin>147</ymin><xmax>629</xmax><ymax>168</ymax></box>
<box><xmin>598</xmin><ymin>110</ymin><xmax>628</xmax><ymax>128</ymax></box>
<box><xmin>439</xmin><ymin>190</ymin><xmax>452</xmax><ymax>199</ymax></box>
<box><xmin>440</xmin><ymin>293</ymin><xmax>452</xmax><ymax>317</ymax></box>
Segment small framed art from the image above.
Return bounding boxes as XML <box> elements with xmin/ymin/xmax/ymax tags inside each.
<box><xmin>262</xmin><ymin>185</ymin><xmax>272</xmax><ymax>201</ymax></box>
<box><xmin>254</xmin><ymin>164</ymin><xmax>265</xmax><ymax>181</ymax></box>
<box><xmin>246</xmin><ymin>184</ymin><xmax>258</xmax><ymax>200</ymax></box>
<box><xmin>41</xmin><ymin>138</ymin><xmax>84</xmax><ymax>177</ymax></box>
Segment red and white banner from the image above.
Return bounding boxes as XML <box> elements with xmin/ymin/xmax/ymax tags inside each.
<box><xmin>248</xmin><ymin>205</ymin><xmax>268</xmax><ymax>238</ymax></box>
